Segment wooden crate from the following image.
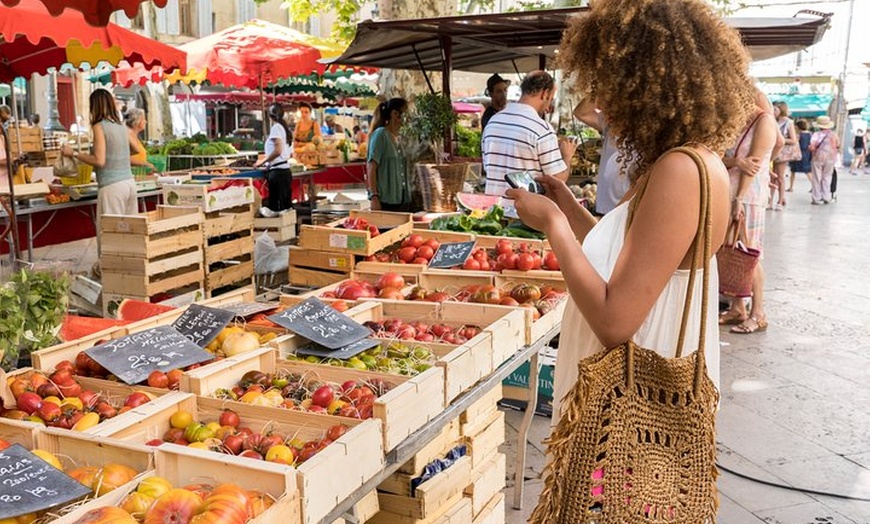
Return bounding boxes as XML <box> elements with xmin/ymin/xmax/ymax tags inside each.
<box><xmin>8</xmin><ymin>126</ymin><xmax>44</xmax><ymax>155</ymax></box>
<box><xmin>472</xmin><ymin>493</ymin><xmax>505</xmax><ymax>524</ymax></box>
<box><xmin>398</xmin><ymin>418</ymin><xmax>461</xmax><ymax>476</ymax></box>
<box><xmin>0</xmin><ymin>418</ymin><xmax>40</xmax><ymax>448</ymax></box>
<box><xmin>474</xmin><ymin>235</ymin><xmax>544</xmax><ymax>252</ymax></box>
<box><xmin>185</xmin><ymin>345</ymin><xmax>444</xmax><ymax>453</ymax></box>
<box><xmin>255</xmin><ymin>210</ymin><xmax>297</xmax><ymax>243</ymax></box>
<box><xmin>163</xmin><ymin>177</ymin><xmax>255</xmax><ymax>212</ymax></box>
<box><xmin>92</xmin><ymin>393</ymin><xmax>384</xmax><ymax>524</ymax></box>
<box><xmin>203</xmin><ymin>204</ymin><xmax>256</xmax><ymax>297</ymax></box>
<box><xmin>464</xmin><ymin>453</ymin><xmax>506</xmax><ymax>518</ymax></box>
<box><xmin>411</xmin><ymin>228</ymin><xmax>477</xmax><ymax>244</ymax></box>
<box><xmin>377</xmin><ymin>456</ymin><xmax>472</xmax><ymax>520</ymax></box>
<box><xmin>101</xmin><ymin>265</ymin><xmax>205</xmax><ymax>299</ymax></box>
<box><xmin>349</xmin><ymin>300</ymin><xmax>524</xmax><ymax>402</ymax></box>
<box><xmin>495</xmin><ymin>273</ymin><xmax>568</xmax><ymax>345</ymax></box>
<box><xmin>289</xmin><ymin>246</ymin><xmax>356</xmax><ymax>274</ymax></box>
<box><xmin>330</xmin><ymin>489</ymin><xmax>379</xmax><ymax>524</ymax></box>
<box><xmin>99</xmin><ymin>206</ymin><xmax>204</xmax><ymax>258</ymax></box>
<box><xmin>417</xmin><ymin>271</ymin><xmax>494</xmax><ymax>294</ymax></box>
<box><xmin>298</xmin><ymin>210</ymin><xmax>414</xmax><ymax>256</ymax></box>
<box><xmin>53</xmin><ymin>444</ymin><xmax>299</xmax><ymax>524</ymax></box>
<box><xmin>353</xmin><ymin>261</ymin><xmax>427</xmax><ymax>279</ymax></box>
<box><xmin>463</xmin><ymin>411</ymin><xmax>505</xmax><ymax>470</ymax></box>
<box><xmin>460</xmin><ymin>384</ymin><xmax>502</xmax><ymax>425</ymax></box>
<box><xmin>289</xmin><ymin>265</ymin><xmax>350</xmax><ymax>288</ymax></box>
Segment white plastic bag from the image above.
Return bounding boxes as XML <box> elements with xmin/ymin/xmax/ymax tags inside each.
<box><xmin>253</xmin><ymin>232</ymin><xmax>289</xmax><ymax>275</ymax></box>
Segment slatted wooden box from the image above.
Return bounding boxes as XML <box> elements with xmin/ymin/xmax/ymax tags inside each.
<box><xmin>187</xmin><ymin>349</ymin><xmax>443</xmax><ymax>453</ymax></box>
<box><xmin>91</xmin><ymin>393</ymin><xmax>384</xmax><ymax>524</ymax></box>
<box><xmin>203</xmin><ymin>203</ymin><xmax>256</xmax><ymax>297</ymax></box>
<box><xmin>298</xmin><ymin>210</ymin><xmax>414</xmax><ymax>256</ymax></box>
<box><xmin>373</xmin><ymin>464</ymin><xmax>473</xmax><ymax>524</ymax></box>
<box><xmin>255</xmin><ymin>210</ymin><xmax>297</xmax><ymax>243</ymax></box>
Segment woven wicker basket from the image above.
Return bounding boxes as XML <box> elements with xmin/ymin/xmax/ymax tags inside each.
<box><xmin>415</xmin><ymin>163</ymin><xmax>469</xmax><ymax>212</ymax></box>
<box><xmin>717</xmin><ymin>220</ymin><xmax>759</xmax><ymax>297</ymax></box>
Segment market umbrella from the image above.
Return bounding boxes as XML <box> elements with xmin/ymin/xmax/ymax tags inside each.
<box><xmin>162</xmin><ymin>19</ymin><xmax>326</xmax><ymax>89</ymax></box>
<box><xmin>0</xmin><ymin>0</ymin><xmax>167</xmax><ymax>27</ymax></box>
<box><xmin>0</xmin><ymin>0</ymin><xmax>187</xmax><ymax>82</ymax></box>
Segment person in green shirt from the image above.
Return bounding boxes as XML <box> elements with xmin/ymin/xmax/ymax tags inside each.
<box><xmin>367</xmin><ymin>98</ymin><xmax>410</xmax><ymax>211</ymax></box>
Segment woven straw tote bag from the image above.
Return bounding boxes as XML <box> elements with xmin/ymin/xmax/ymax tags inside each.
<box><xmin>529</xmin><ymin>147</ymin><xmax>719</xmax><ymax>524</ymax></box>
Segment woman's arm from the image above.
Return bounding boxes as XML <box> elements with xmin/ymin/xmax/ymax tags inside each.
<box><xmin>64</xmin><ymin>123</ymin><xmax>106</xmax><ymax>168</ymax></box>
<box><xmin>510</xmin><ymin>152</ymin><xmax>712</xmax><ymax>347</ymax></box>
<box><xmin>535</xmin><ymin>175</ymin><xmax>597</xmax><ymax>243</ymax></box>
<box><xmin>366</xmin><ymin>160</ymin><xmax>381</xmax><ymax>210</ymax></box>
<box><xmin>733</xmin><ymin>114</ymin><xmax>777</xmax><ymax>211</ymax></box>
<box><xmin>128</xmin><ymin>130</ymin><xmax>153</xmax><ymax>168</ymax></box>
<box><xmin>255</xmin><ymin>137</ymin><xmax>284</xmax><ymax>168</ymax></box>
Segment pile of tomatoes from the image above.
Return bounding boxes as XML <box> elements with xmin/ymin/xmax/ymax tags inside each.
<box><xmin>364</xmin><ymin>318</ymin><xmax>481</xmax><ymax>344</ymax></box>
<box><xmin>321</xmin><ymin>273</ymin><xmax>408</xmax><ymax>301</ymax></box>
<box><xmin>341</xmin><ymin>217</ymin><xmax>380</xmax><ymax>237</ymax></box>
<box><xmin>461</xmin><ymin>239</ymin><xmax>559</xmax><ymax>272</ymax></box>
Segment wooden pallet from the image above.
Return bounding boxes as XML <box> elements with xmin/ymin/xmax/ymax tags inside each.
<box><xmin>255</xmin><ymin>210</ymin><xmax>297</xmax><ymax>243</ymax></box>
<box><xmin>92</xmin><ymin>393</ymin><xmax>384</xmax><ymax>524</ymax></box>
<box><xmin>204</xmin><ymin>204</ymin><xmax>255</xmax><ymax>297</ymax></box>
<box><xmin>298</xmin><ymin>210</ymin><xmax>414</xmax><ymax>256</ymax></box>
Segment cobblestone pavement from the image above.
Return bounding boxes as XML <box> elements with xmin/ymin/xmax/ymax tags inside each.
<box><xmin>504</xmin><ymin>173</ymin><xmax>870</xmax><ymax>523</ymax></box>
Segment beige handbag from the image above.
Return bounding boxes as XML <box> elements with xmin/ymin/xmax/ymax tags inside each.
<box><xmin>529</xmin><ymin>146</ymin><xmax>719</xmax><ymax>524</ymax></box>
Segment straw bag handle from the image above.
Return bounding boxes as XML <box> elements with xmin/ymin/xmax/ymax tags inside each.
<box><xmin>626</xmin><ymin>146</ymin><xmax>712</xmax><ymax>395</ymax></box>
<box><xmin>725</xmin><ymin>216</ymin><xmax>749</xmax><ymax>247</ymax></box>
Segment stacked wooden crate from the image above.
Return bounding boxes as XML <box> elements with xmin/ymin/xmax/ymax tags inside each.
<box><xmin>203</xmin><ymin>203</ymin><xmax>256</xmax><ymax>297</ymax></box>
<box><xmin>461</xmin><ymin>386</ymin><xmax>507</xmax><ymax>524</ymax></box>
<box><xmin>292</xmin><ymin>210</ymin><xmax>414</xmax><ymax>287</ymax></box>
<box><xmin>371</xmin><ymin>417</ymin><xmax>471</xmax><ymax>524</ymax></box>
<box><xmin>254</xmin><ymin>209</ymin><xmax>297</xmax><ymax>244</ymax></box>
<box><xmin>8</xmin><ymin>126</ymin><xmax>44</xmax><ymax>156</ymax></box>
<box><xmin>100</xmin><ymin>206</ymin><xmax>205</xmax><ymax>317</ymax></box>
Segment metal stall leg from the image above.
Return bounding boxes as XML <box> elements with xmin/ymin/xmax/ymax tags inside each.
<box><xmin>513</xmin><ymin>350</ymin><xmax>540</xmax><ymax>510</ymax></box>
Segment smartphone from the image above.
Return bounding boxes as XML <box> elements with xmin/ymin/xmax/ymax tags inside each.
<box><xmin>505</xmin><ymin>171</ymin><xmax>545</xmax><ymax>194</ymax></box>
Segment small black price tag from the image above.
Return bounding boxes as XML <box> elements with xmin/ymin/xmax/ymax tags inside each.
<box><xmin>172</xmin><ymin>304</ymin><xmax>236</xmax><ymax>347</ymax></box>
<box><xmin>267</xmin><ymin>297</ymin><xmax>371</xmax><ymax>350</ymax></box>
<box><xmin>428</xmin><ymin>241</ymin><xmax>476</xmax><ymax>269</ymax></box>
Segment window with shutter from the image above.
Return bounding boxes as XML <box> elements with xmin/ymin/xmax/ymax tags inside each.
<box><xmin>179</xmin><ymin>0</ymin><xmax>194</xmax><ymax>36</ymax></box>
<box><xmin>165</xmin><ymin>0</ymin><xmax>181</xmax><ymax>35</ymax></box>
<box><xmin>198</xmin><ymin>0</ymin><xmax>213</xmax><ymax>37</ymax></box>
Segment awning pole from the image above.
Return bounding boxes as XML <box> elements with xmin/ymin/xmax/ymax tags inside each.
<box><xmin>440</xmin><ymin>35</ymin><xmax>453</xmax><ymax>158</ymax></box>
<box><xmin>412</xmin><ymin>44</ymin><xmax>436</xmax><ymax>95</ymax></box>
<box><xmin>4</xmin><ymin>87</ymin><xmax>22</xmax><ymax>265</ymax></box>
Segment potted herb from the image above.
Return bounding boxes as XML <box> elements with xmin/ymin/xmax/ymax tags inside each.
<box><xmin>405</xmin><ymin>93</ymin><xmax>468</xmax><ymax>212</ymax></box>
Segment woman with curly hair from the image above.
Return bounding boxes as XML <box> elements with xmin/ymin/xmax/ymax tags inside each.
<box><xmin>507</xmin><ymin>0</ymin><xmax>755</xmax><ymax>521</ymax></box>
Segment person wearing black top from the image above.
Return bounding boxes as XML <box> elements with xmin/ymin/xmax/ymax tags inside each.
<box><xmin>850</xmin><ymin>129</ymin><xmax>866</xmax><ymax>175</ymax></box>
<box><xmin>481</xmin><ymin>74</ymin><xmax>509</xmax><ymax>133</ymax></box>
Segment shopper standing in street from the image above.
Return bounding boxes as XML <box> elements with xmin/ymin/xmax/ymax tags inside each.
<box><xmin>573</xmin><ymin>100</ymin><xmax>631</xmax><ymax>215</ymax></box>
<box><xmin>124</xmin><ymin>108</ymin><xmax>155</xmax><ymax>171</ymax></box>
<box><xmin>850</xmin><ymin>129</ymin><xmax>866</xmax><ymax>175</ymax></box>
<box><xmin>771</xmin><ymin>102</ymin><xmax>796</xmax><ymax>210</ymax></box>
<box><xmin>789</xmin><ymin>119</ymin><xmax>813</xmax><ymax>192</ymax></box>
<box><xmin>367</xmin><ymin>98</ymin><xmax>411</xmax><ymax>212</ymax></box>
<box><xmin>809</xmin><ymin>115</ymin><xmax>839</xmax><ymax>204</ymax></box>
<box><xmin>482</xmin><ymin>71</ymin><xmax>576</xmax><ymax>196</ymax></box>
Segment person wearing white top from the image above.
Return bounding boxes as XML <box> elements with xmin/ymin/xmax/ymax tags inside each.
<box><xmin>256</xmin><ymin>104</ymin><xmax>292</xmax><ymax>216</ymax></box>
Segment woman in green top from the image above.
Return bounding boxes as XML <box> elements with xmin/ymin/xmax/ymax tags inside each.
<box><xmin>367</xmin><ymin>98</ymin><xmax>410</xmax><ymax>211</ymax></box>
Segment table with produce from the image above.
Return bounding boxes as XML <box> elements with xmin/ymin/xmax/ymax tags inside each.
<box><xmin>0</xmin><ymin>203</ymin><xmax>562</xmax><ymax>524</ymax></box>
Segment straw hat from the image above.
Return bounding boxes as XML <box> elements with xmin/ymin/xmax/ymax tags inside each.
<box><xmin>816</xmin><ymin>115</ymin><xmax>834</xmax><ymax>129</ymax></box>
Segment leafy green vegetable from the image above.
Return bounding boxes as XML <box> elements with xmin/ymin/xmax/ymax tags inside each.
<box><xmin>0</xmin><ymin>280</ymin><xmax>24</xmax><ymax>370</ymax></box>
<box><xmin>15</xmin><ymin>270</ymin><xmax>70</xmax><ymax>357</ymax></box>
<box><xmin>430</xmin><ymin>205</ymin><xmax>545</xmax><ymax>239</ymax></box>
<box><xmin>454</xmin><ymin>124</ymin><xmax>482</xmax><ymax>158</ymax></box>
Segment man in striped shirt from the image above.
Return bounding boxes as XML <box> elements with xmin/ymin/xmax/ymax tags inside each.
<box><xmin>482</xmin><ymin>71</ymin><xmax>576</xmax><ymax>196</ymax></box>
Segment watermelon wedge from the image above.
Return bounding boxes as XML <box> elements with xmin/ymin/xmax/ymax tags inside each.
<box><xmin>115</xmin><ymin>299</ymin><xmax>176</xmax><ymax>321</ymax></box>
<box><xmin>456</xmin><ymin>193</ymin><xmax>502</xmax><ymax>213</ymax></box>
<box><xmin>60</xmin><ymin>315</ymin><xmax>132</xmax><ymax>342</ymax></box>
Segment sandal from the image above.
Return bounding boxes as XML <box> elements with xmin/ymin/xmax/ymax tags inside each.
<box><xmin>719</xmin><ymin>310</ymin><xmax>747</xmax><ymax>325</ymax></box>
<box><xmin>731</xmin><ymin>316</ymin><xmax>768</xmax><ymax>334</ymax></box>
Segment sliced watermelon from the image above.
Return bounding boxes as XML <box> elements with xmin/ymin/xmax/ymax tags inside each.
<box><xmin>116</xmin><ymin>299</ymin><xmax>176</xmax><ymax>321</ymax></box>
<box><xmin>60</xmin><ymin>315</ymin><xmax>132</xmax><ymax>342</ymax></box>
<box><xmin>456</xmin><ymin>193</ymin><xmax>502</xmax><ymax>213</ymax></box>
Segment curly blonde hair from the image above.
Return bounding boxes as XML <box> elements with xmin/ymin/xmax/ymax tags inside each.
<box><xmin>560</xmin><ymin>0</ymin><xmax>756</xmax><ymax>182</ymax></box>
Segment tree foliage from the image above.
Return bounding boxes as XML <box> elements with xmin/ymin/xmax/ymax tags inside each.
<box><xmin>281</xmin><ymin>0</ymin><xmax>362</xmax><ymax>43</ymax></box>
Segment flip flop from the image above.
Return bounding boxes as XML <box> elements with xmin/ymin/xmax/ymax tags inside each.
<box><xmin>719</xmin><ymin>310</ymin><xmax>747</xmax><ymax>325</ymax></box>
<box><xmin>731</xmin><ymin>316</ymin><xmax>768</xmax><ymax>334</ymax></box>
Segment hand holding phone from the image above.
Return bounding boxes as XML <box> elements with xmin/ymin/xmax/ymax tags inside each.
<box><xmin>505</xmin><ymin>171</ymin><xmax>545</xmax><ymax>195</ymax></box>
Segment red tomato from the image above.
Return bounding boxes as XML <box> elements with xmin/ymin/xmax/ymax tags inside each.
<box><xmin>398</xmin><ymin>247</ymin><xmax>418</xmax><ymax>263</ymax></box>
<box><xmin>376</xmin><ymin>272</ymin><xmax>406</xmax><ymax>291</ymax></box>
<box><xmin>496</xmin><ymin>239</ymin><xmax>513</xmax><ymax>255</ymax></box>
<box><xmin>424</xmin><ymin>238</ymin><xmax>441</xmax><ymax>251</ymax></box>
<box><xmin>543</xmin><ymin>252</ymin><xmax>560</xmax><ymax>270</ymax></box>
<box><xmin>516</xmin><ymin>253</ymin><xmax>535</xmax><ymax>271</ymax></box>
<box><xmin>413</xmin><ymin>258</ymin><xmax>429</xmax><ymax>265</ymax></box>
<box><xmin>403</xmin><ymin>234</ymin><xmax>425</xmax><ymax>248</ymax></box>
<box><xmin>378</xmin><ymin>287</ymin><xmax>405</xmax><ymax>300</ymax></box>
<box><xmin>531</xmin><ymin>253</ymin><xmax>543</xmax><ymax>270</ymax></box>
<box><xmin>463</xmin><ymin>258</ymin><xmax>481</xmax><ymax>270</ymax></box>
<box><xmin>416</xmin><ymin>245</ymin><xmax>435</xmax><ymax>260</ymax></box>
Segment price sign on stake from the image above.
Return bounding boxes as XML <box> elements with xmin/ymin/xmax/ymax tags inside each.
<box><xmin>172</xmin><ymin>304</ymin><xmax>236</xmax><ymax>347</ymax></box>
<box><xmin>85</xmin><ymin>326</ymin><xmax>214</xmax><ymax>385</ymax></box>
<box><xmin>267</xmin><ymin>297</ymin><xmax>371</xmax><ymax>350</ymax></box>
<box><xmin>0</xmin><ymin>444</ymin><xmax>92</xmax><ymax>519</ymax></box>
<box><xmin>428</xmin><ymin>241</ymin><xmax>476</xmax><ymax>269</ymax></box>
<box><xmin>296</xmin><ymin>338</ymin><xmax>380</xmax><ymax>360</ymax></box>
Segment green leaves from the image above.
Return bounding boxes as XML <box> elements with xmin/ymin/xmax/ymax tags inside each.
<box><xmin>282</xmin><ymin>0</ymin><xmax>361</xmax><ymax>44</ymax></box>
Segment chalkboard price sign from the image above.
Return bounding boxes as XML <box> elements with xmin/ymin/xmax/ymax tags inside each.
<box><xmin>218</xmin><ymin>302</ymin><xmax>279</xmax><ymax>319</ymax></box>
<box><xmin>428</xmin><ymin>241</ymin><xmax>477</xmax><ymax>269</ymax></box>
<box><xmin>0</xmin><ymin>444</ymin><xmax>92</xmax><ymax>519</ymax></box>
<box><xmin>267</xmin><ymin>298</ymin><xmax>371</xmax><ymax>349</ymax></box>
<box><xmin>172</xmin><ymin>304</ymin><xmax>236</xmax><ymax>347</ymax></box>
<box><xmin>84</xmin><ymin>326</ymin><xmax>214</xmax><ymax>385</ymax></box>
<box><xmin>296</xmin><ymin>338</ymin><xmax>380</xmax><ymax>360</ymax></box>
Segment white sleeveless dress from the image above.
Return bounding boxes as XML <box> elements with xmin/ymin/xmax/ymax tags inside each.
<box><xmin>553</xmin><ymin>200</ymin><xmax>721</xmax><ymax>421</ymax></box>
